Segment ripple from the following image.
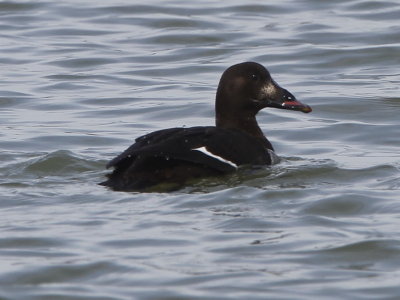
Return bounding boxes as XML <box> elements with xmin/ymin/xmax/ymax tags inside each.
<box><xmin>0</xmin><ymin>237</ymin><xmax>66</xmax><ymax>249</ymax></box>
<box><xmin>0</xmin><ymin>261</ymin><xmax>127</xmax><ymax>286</ymax></box>
<box><xmin>301</xmin><ymin>194</ymin><xmax>381</xmax><ymax>216</ymax></box>
<box><xmin>47</xmin><ymin>57</ymin><xmax>116</xmax><ymax>68</ymax></box>
<box><xmin>24</xmin><ymin>150</ymin><xmax>98</xmax><ymax>175</ymax></box>
<box><xmin>1</xmin><ymin>0</ymin><xmax>400</xmax><ymax>299</ymax></box>
<box><xmin>305</xmin><ymin>240</ymin><xmax>400</xmax><ymax>272</ymax></box>
<box><xmin>0</xmin><ymin>2</ymin><xmax>44</xmax><ymax>12</ymax></box>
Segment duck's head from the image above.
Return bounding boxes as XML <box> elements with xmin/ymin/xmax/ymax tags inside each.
<box><xmin>216</xmin><ymin>62</ymin><xmax>311</xmax><ymax>128</ymax></box>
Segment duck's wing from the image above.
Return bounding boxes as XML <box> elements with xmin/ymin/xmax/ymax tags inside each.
<box><xmin>106</xmin><ymin>126</ymin><xmax>273</xmax><ymax>173</ymax></box>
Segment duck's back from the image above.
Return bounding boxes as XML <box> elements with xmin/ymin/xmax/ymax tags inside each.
<box><xmin>101</xmin><ymin>126</ymin><xmax>275</xmax><ymax>191</ymax></box>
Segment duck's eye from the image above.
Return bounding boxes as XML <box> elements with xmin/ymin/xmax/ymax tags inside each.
<box><xmin>251</xmin><ymin>74</ymin><xmax>259</xmax><ymax>81</ymax></box>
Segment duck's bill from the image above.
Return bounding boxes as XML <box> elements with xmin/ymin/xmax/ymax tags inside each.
<box><xmin>266</xmin><ymin>94</ymin><xmax>312</xmax><ymax>113</ymax></box>
<box><xmin>258</xmin><ymin>81</ymin><xmax>312</xmax><ymax>113</ymax></box>
<box><xmin>271</xmin><ymin>87</ymin><xmax>312</xmax><ymax>113</ymax></box>
<box><xmin>281</xmin><ymin>99</ymin><xmax>312</xmax><ymax>113</ymax></box>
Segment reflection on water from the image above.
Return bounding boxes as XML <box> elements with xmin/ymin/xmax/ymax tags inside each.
<box><xmin>0</xmin><ymin>0</ymin><xmax>400</xmax><ymax>299</ymax></box>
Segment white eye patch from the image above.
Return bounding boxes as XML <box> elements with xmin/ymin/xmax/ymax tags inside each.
<box><xmin>261</xmin><ymin>82</ymin><xmax>277</xmax><ymax>97</ymax></box>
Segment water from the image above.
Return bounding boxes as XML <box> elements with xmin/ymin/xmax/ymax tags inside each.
<box><xmin>1</xmin><ymin>0</ymin><xmax>400</xmax><ymax>299</ymax></box>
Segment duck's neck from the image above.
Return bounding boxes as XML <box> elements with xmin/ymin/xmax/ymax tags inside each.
<box><xmin>216</xmin><ymin>112</ymin><xmax>274</xmax><ymax>151</ymax></box>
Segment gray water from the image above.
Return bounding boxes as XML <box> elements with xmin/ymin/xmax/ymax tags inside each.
<box><xmin>1</xmin><ymin>0</ymin><xmax>400</xmax><ymax>299</ymax></box>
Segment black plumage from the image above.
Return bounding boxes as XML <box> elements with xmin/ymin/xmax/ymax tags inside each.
<box><xmin>101</xmin><ymin>62</ymin><xmax>311</xmax><ymax>191</ymax></box>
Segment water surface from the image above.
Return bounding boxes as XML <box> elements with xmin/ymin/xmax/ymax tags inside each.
<box><xmin>1</xmin><ymin>0</ymin><xmax>400</xmax><ymax>299</ymax></box>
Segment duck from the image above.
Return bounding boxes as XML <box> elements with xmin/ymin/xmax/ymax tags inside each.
<box><xmin>100</xmin><ymin>62</ymin><xmax>312</xmax><ymax>192</ymax></box>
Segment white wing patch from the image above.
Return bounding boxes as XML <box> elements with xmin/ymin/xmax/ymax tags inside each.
<box><xmin>193</xmin><ymin>146</ymin><xmax>238</xmax><ymax>168</ymax></box>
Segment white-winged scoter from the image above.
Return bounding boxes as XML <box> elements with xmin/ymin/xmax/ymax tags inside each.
<box><xmin>101</xmin><ymin>62</ymin><xmax>312</xmax><ymax>191</ymax></box>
